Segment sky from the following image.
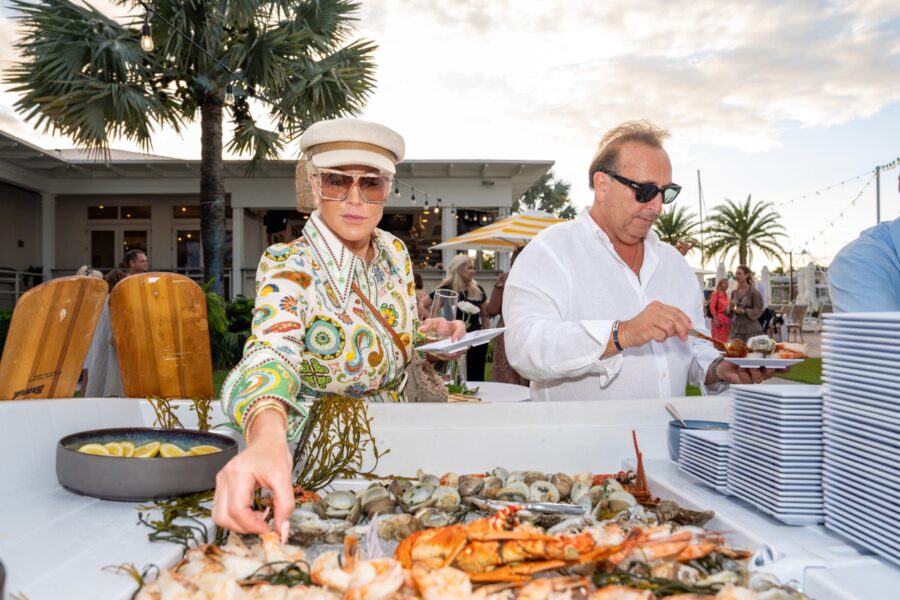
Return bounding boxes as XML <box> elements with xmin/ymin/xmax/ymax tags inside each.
<box><xmin>0</xmin><ymin>0</ymin><xmax>898</xmax><ymax>272</ymax></box>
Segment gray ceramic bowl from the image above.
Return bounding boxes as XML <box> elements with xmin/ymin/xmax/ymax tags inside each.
<box><xmin>667</xmin><ymin>419</ymin><xmax>729</xmax><ymax>462</ymax></box>
<box><xmin>56</xmin><ymin>427</ymin><xmax>237</xmax><ymax>501</ymax></box>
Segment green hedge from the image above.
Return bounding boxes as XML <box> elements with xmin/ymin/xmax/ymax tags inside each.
<box><xmin>0</xmin><ymin>309</ymin><xmax>12</xmax><ymax>357</ymax></box>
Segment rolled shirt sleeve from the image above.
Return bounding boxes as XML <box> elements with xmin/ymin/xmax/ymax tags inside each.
<box><xmin>829</xmin><ymin>220</ymin><xmax>900</xmax><ymax>312</ymax></box>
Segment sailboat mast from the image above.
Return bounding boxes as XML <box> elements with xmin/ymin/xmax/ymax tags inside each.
<box><xmin>697</xmin><ymin>169</ymin><xmax>705</xmax><ymax>268</ymax></box>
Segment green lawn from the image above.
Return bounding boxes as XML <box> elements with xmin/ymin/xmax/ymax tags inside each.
<box><xmin>213</xmin><ymin>370</ymin><xmax>228</xmax><ymax>399</ymax></box>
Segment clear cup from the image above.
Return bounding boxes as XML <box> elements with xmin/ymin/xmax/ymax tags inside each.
<box><xmin>426</xmin><ymin>289</ymin><xmax>459</xmax><ymax>342</ymax></box>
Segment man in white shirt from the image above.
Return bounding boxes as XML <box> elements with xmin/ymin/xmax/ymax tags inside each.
<box><xmin>504</xmin><ymin>120</ymin><xmax>775</xmax><ymax>401</ymax></box>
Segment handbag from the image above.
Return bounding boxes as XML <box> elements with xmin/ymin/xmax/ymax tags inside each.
<box><xmin>351</xmin><ymin>284</ymin><xmax>448</xmax><ymax>403</ymax></box>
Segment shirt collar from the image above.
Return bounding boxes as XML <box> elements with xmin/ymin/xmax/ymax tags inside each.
<box><xmin>302</xmin><ymin>211</ymin><xmax>401</xmax><ymax>309</ymax></box>
<box><xmin>577</xmin><ymin>206</ymin><xmax>662</xmax><ymax>280</ymax></box>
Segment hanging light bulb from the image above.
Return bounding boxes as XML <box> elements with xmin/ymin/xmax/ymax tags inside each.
<box><xmin>394</xmin><ymin>185</ymin><xmax>400</xmax><ymax>199</ymax></box>
<box><xmin>434</xmin><ymin>197</ymin><xmax>441</xmax><ymax>214</ymax></box>
<box><xmin>451</xmin><ymin>204</ymin><xmax>457</xmax><ymax>218</ymax></box>
<box><xmin>224</xmin><ymin>83</ymin><xmax>235</xmax><ymax>106</ymax></box>
<box><xmin>410</xmin><ymin>189</ymin><xmax>416</xmax><ymax>205</ymax></box>
<box><xmin>424</xmin><ymin>195</ymin><xmax>430</xmax><ymax>215</ymax></box>
<box><xmin>140</xmin><ymin>14</ymin><xmax>155</xmax><ymax>52</ymax></box>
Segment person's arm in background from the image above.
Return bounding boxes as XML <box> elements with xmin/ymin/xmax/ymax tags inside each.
<box><xmin>830</xmin><ymin>226</ymin><xmax>900</xmax><ymax>312</ymax></box>
<box><xmin>483</xmin><ymin>272</ymin><xmax>507</xmax><ymax>318</ymax></box>
<box><xmin>743</xmin><ymin>289</ymin><xmax>764</xmax><ymax>321</ymax></box>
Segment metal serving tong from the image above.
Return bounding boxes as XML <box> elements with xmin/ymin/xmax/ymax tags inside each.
<box><xmin>467</xmin><ymin>497</ymin><xmax>587</xmax><ymax>515</ymax></box>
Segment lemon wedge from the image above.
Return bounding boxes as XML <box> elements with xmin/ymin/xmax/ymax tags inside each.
<box><xmin>160</xmin><ymin>443</ymin><xmax>186</xmax><ymax>458</ymax></box>
<box><xmin>120</xmin><ymin>441</ymin><xmax>135</xmax><ymax>458</ymax></box>
<box><xmin>133</xmin><ymin>441</ymin><xmax>161</xmax><ymax>458</ymax></box>
<box><xmin>188</xmin><ymin>445</ymin><xmax>222</xmax><ymax>456</ymax></box>
<box><xmin>78</xmin><ymin>443</ymin><xmax>110</xmax><ymax>456</ymax></box>
<box><xmin>103</xmin><ymin>442</ymin><xmax>125</xmax><ymax>457</ymax></box>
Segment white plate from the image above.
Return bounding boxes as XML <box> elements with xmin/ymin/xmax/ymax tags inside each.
<box><xmin>824</xmin><ymin>413</ymin><xmax>900</xmax><ymax>446</ymax></box>
<box><xmin>678</xmin><ymin>458</ymin><xmax>728</xmax><ymax>478</ymax></box>
<box><xmin>681</xmin><ymin>429</ymin><xmax>732</xmax><ymax>446</ymax></box>
<box><xmin>824</xmin><ymin>508</ymin><xmax>900</xmax><ymax>554</ymax></box>
<box><xmin>679</xmin><ymin>454</ymin><xmax>728</xmax><ymax>475</ymax></box>
<box><xmin>679</xmin><ymin>448</ymin><xmax>729</xmax><ymax>466</ymax></box>
<box><xmin>732</xmin><ymin>429</ymin><xmax>824</xmax><ymax>452</ymax></box>
<box><xmin>822</xmin><ymin>352</ymin><xmax>900</xmax><ymax>371</ymax></box>
<box><xmin>726</xmin><ymin>469</ymin><xmax>823</xmax><ymax>495</ymax></box>
<box><xmin>724</xmin><ymin>357</ymin><xmax>805</xmax><ymax>369</ymax></box>
<box><xmin>415</xmin><ymin>327</ymin><xmax>505</xmax><ymax>353</ymax></box>
<box><xmin>823</xmin><ymin>450</ymin><xmax>900</xmax><ymax>487</ymax></box>
<box><xmin>731</xmin><ymin>384</ymin><xmax>823</xmax><ymax>398</ymax></box>
<box><xmin>822</xmin><ymin>340</ymin><xmax>900</xmax><ymax>357</ymax></box>
<box><xmin>824</xmin><ymin>481</ymin><xmax>900</xmax><ymax>522</ymax></box>
<box><xmin>826</xmin><ymin>396</ymin><xmax>900</xmax><ymax>428</ymax></box>
<box><xmin>825</xmin><ymin>425</ymin><xmax>900</xmax><ymax>459</ymax></box>
<box><xmin>824</xmin><ymin>377</ymin><xmax>900</xmax><ymax>402</ymax></box>
<box><xmin>825</xmin><ymin>518</ymin><xmax>900</xmax><ymax>568</ymax></box>
<box><xmin>731</xmin><ymin>397</ymin><xmax>823</xmax><ymax>414</ymax></box>
<box><xmin>731</xmin><ymin>405</ymin><xmax>823</xmax><ymax>427</ymax></box>
<box><xmin>823</xmin><ymin>472</ymin><xmax>900</xmax><ymax>507</ymax></box>
<box><xmin>731</xmin><ymin>416</ymin><xmax>823</xmax><ymax>438</ymax></box>
<box><xmin>821</xmin><ymin>332</ymin><xmax>900</xmax><ymax>346</ymax></box>
<box><xmin>728</xmin><ymin>483</ymin><xmax>825</xmax><ymax>514</ymax></box>
<box><xmin>678</xmin><ymin>466</ymin><xmax>729</xmax><ymax>493</ymax></box>
<box><xmin>823</xmin><ymin>366</ymin><xmax>900</xmax><ymax>391</ymax></box>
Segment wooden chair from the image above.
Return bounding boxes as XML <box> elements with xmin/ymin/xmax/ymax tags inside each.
<box><xmin>786</xmin><ymin>304</ymin><xmax>808</xmax><ymax>343</ymax></box>
<box><xmin>109</xmin><ymin>273</ymin><xmax>213</xmax><ymax>399</ymax></box>
<box><xmin>0</xmin><ymin>276</ymin><xmax>107</xmax><ymax>400</ymax></box>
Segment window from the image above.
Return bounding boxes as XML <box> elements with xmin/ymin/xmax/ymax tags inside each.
<box><xmin>176</xmin><ymin>230</ymin><xmax>233</xmax><ymax>269</ymax></box>
<box><xmin>174</xmin><ymin>205</ymin><xmax>233</xmax><ymax>218</ymax></box>
<box><xmin>88</xmin><ymin>205</ymin><xmax>119</xmax><ymax>219</ymax></box>
<box><xmin>121</xmin><ymin>206</ymin><xmax>151</xmax><ymax>219</ymax></box>
<box><xmin>88</xmin><ymin>205</ymin><xmax>151</xmax><ymax>219</ymax></box>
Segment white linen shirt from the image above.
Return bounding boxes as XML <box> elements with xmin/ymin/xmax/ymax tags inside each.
<box><xmin>504</xmin><ymin>207</ymin><xmax>723</xmax><ymax>401</ymax></box>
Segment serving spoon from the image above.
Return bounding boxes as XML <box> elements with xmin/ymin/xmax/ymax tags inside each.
<box><xmin>665</xmin><ymin>403</ymin><xmax>689</xmax><ymax>428</ymax></box>
<box><xmin>688</xmin><ymin>329</ymin><xmax>747</xmax><ymax>357</ymax></box>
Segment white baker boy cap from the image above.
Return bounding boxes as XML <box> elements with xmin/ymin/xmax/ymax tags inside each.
<box><xmin>299</xmin><ymin>118</ymin><xmax>405</xmax><ymax>174</ymax></box>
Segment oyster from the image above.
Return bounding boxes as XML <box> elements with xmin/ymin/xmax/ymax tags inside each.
<box><xmin>655</xmin><ymin>499</ymin><xmax>714</xmax><ymax>527</ymax></box>
<box><xmin>377</xmin><ymin>513</ymin><xmax>421</xmax><ymax>541</ymax></box>
<box><xmin>747</xmin><ymin>335</ymin><xmax>777</xmax><ymax>357</ymax></box>
<box><xmin>289</xmin><ymin>518</ymin><xmax>329</xmax><ymax>546</ymax></box>
<box><xmin>324</xmin><ymin>520</ymin><xmax>352</xmax><ymax>544</ymax></box>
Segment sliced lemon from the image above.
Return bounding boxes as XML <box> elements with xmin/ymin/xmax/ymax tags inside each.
<box><xmin>78</xmin><ymin>443</ymin><xmax>110</xmax><ymax>456</ymax></box>
<box><xmin>159</xmin><ymin>443</ymin><xmax>186</xmax><ymax>458</ymax></box>
<box><xmin>120</xmin><ymin>441</ymin><xmax>135</xmax><ymax>458</ymax></box>
<box><xmin>103</xmin><ymin>442</ymin><xmax>125</xmax><ymax>457</ymax></box>
<box><xmin>189</xmin><ymin>445</ymin><xmax>222</xmax><ymax>456</ymax></box>
<box><xmin>133</xmin><ymin>441</ymin><xmax>161</xmax><ymax>458</ymax></box>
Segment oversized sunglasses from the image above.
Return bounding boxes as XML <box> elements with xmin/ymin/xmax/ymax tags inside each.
<box><xmin>602</xmin><ymin>171</ymin><xmax>682</xmax><ymax>204</ymax></box>
<box><xmin>311</xmin><ymin>168</ymin><xmax>394</xmax><ymax>204</ymax></box>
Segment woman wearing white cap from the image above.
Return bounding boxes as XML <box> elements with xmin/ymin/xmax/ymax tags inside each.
<box><xmin>213</xmin><ymin>119</ymin><xmax>466</xmax><ymax>538</ymax></box>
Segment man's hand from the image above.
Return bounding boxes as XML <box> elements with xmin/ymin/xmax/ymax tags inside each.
<box><xmin>618</xmin><ymin>301</ymin><xmax>692</xmax><ymax>348</ymax></box>
<box><xmin>710</xmin><ymin>360</ymin><xmax>784</xmax><ymax>385</ymax></box>
<box><xmin>213</xmin><ymin>411</ymin><xmax>294</xmax><ymax>542</ymax></box>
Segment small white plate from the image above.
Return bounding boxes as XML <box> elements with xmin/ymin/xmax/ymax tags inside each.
<box><xmin>823</xmin><ymin>471</ymin><xmax>900</xmax><ymax>506</ymax></box>
<box><xmin>731</xmin><ymin>397</ymin><xmax>823</xmax><ymax>415</ymax></box>
<box><xmin>728</xmin><ymin>454</ymin><xmax>823</xmax><ymax>479</ymax></box>
<box><xmin>725</xmin><ymin>357</ymin><xmax>805</xmax><ymax>369</ymax></box>
<box><xmin>728</xmin><ymin>483</ymin><xmax>825</xmax><ymax>514</ymax></box>
<box><xmin>726</xmin><ymin>469</ymin><xmax>823</xmax><ymax>495</ymax></box>
<box><xmin>826</xmin><ymin>396</ymin><xmax>900</xmax><ymax>428</ymax></box>
<box><xmin>732</xmin><ymin>404</ymin><xmax>823</xmax><ymax>425</ymax></box>
<box><xmin>823</xmin><ymin>366</ymin><xmax>900</xmax><ymax>391</ymax></box>
<box><xmin>732</xmin><ymin>430</ymin><xmax>824</xmax><ymax>452</ymax></box>
<box><xmin>825</xmin><ymin>413</ymin><xmax>900</xmax><ymax>446</ymax></box>
<box><xmin>825</xmin><ymin>518</ymin><xmax>900</xmax><ymax>567</ymax></box>
<box><xmin>681</xmin><ymin>429</ymin><xmax>732</xmax><ymax>446</ymax></box>
<box><xmin>415</xmin><ymin>327</ymin><xmax>505</xmax><ymax>353</ymax></box>
<box><xmin>824</xmin><ymin>509</ymin><xmax>900</xmax><ymax>554</ymax></box>
<box><xmin>824</xmin><ymin>450</ymin><xmax>900</xmax><ymax>487</ymax></box>
<box><xmin>731</xmin><ymin>384</ymin><xmax>823</xmax><ymax>398</ymax></box>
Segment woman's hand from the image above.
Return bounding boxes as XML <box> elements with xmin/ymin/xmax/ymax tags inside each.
<box><xmin>213</xmin><ymin>411</ymin><xmax>295</xmax><ymax>542</ymax></box>
<box><xmin>420</xmin><ymin>317</ymin><xmax>468</xmax><ymax>360</ymax></box>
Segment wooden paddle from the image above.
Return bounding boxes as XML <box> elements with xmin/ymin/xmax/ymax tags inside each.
<box><xmin>0</xmin><ymin>276</ymin><xmax>107</xmax><ymax>400</ymax></box>
<box><xmin>109</xmin><ymin>273</ymin><xmax>214</xmax><ymax>399</ymax></box>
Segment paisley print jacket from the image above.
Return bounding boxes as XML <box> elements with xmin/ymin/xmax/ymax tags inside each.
<box><xmin>222</xmin><ymin>211</ymin><xmax>418</xmax><ymax>439</ymax></box>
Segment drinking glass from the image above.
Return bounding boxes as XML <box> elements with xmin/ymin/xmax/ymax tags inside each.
<box><xmin>427</xmin><ymin>289</ymin><xmax>459</xmax><ymax>342</ymax></box>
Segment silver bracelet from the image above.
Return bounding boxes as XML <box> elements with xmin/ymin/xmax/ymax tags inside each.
<box><xmin>709</xmin><ymin>356</ymin><xmax>725</xmax><ymax>384</ymax></box>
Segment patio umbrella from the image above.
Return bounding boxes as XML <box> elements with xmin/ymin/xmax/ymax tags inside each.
<box><xmin>716</xmin><ymin>262</ymin><xmax>726</xmax><ymax>284</ymax></box>
<box><xmin>431</xmin><ymin>210</ymin><xmax>565</xmax><ymax>250</ymax></box>
<box><xmin>760</xmin><ymin>266</ymin><xmax>772</xmax><ymax>306</ymax></box>
<box><xmin>795</xmin><ymin>262</ymin><xmax>818</xmax><ymax>312</ymax></box>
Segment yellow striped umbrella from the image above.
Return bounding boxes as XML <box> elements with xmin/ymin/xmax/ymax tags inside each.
<box><xmin>431</xmin><ymin>210</ymin><xmax>565</xmax><ymax>250</ymax></box>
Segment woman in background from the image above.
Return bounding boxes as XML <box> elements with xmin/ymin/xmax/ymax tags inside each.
<box><xmin>708</xmin><ymin>278</ymin><xmax>731</xmax><ymax>343</ymax></box>
<box><xmin>483</xmin><ymin>250</ymin><xmax>529</xmax><ymax>386</ymax></box>
<box><xmin>730</xmin><ymin>265</ymin><xmax>764</xmax><ymax>341</ymax></box>
<box><xmin>433</xmin><ymin>254</ymin><xmax>490</xmax><ymax>381</ymax></box>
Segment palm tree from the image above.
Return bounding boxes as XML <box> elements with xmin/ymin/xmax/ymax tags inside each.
<box><xmin>704</xmin><ymin>195</ymin><xmax>788</xmax><ymax>267</ymax></box>
<box><xmin>654</xmin><ymin>205</ymin><xmax>699</xmax><ymax>249</ymax></box>
<box><xmin>7</xmin><ymin>0</ymin><xmax>376</xmax><ymax>294</ymax></box>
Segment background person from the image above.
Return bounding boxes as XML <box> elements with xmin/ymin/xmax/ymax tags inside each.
<box><xmin>504</xmin><ymin>120</ymin><xmax>776</xmax><ymax>402</ymax></box>
<box><xmin>483</xmin><ymin>250</ymin><xmax>529</xmax><ymax>386</ymax></box>
<box><xmin>432</xmin><ymin>254</ymin><xmax>490</xmax><ymax>381</ymax></box>
<box><xmin>729</xmin><ymin>265</ymin><xmax>764</xmax><ymax>341</ymax></box>
<box><xmin>708</xmin><ymin>278</ymin><xmax>731</xmax><ymax>343</ymax></box>
<box><xmin>829</xmin><ymin>214</ymin><xmax>900</xmax><ymax>312</ymax></box>
<box><xmin>213</xmin><ymin>119</ymin><xmax>465</xmax><ymax>541</ymax></box>
<box><xmin>122</xmin><ymin>249</ymin><xmax>148</xmax><ymax>275</ymax></box>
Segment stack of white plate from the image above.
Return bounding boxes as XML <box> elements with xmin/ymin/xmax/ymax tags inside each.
<box><xmin>727</xmin><ymin>384</ymin><xmax>825</xmax><ymax>525</ymax></box>
<box><xmin>822</xmin><ymin>311</ymin><xmax>900</xmax><ymax>567</ymax></box>
<box><xmin>677</xmin><ymin>429</ymin><xmax>731</xmax><ymax>493</ymax></box>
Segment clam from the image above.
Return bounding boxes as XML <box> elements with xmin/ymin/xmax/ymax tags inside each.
<box><xmin>417</xmin><ymin>469</ymin><xmax>441</xmax><ymax>488</ymax></box>
<box><xmin>607</xmin><ymin>490</ymin><xmax>637</xmax><ymax>513</ymax></box>
<box><xmin>496</xmin><ymin>481</ymin><xmax>529</xmax><ymax>503</ymax></box>
<box><xmin>600</xmin><ymin>478</ymin><xmax>624</xmax><ymax>495</ymax></box>
<box><xmin>415</xmin><ymin>507</ymin><xmax>452</xmax><ymax>528</ymax></box>
<box><xmin>481</xmin><ymin>476</ymin><xmax>504</xmax><ymax>499</ymax></box>
<box><xmin>290</xmin><ymin>507</ymin><xmax>320</xmax><ymax>524</ymax></box>
<box><xmin>573</xmin><ymin>472</ymin><xmax>593</xmax><ymax>485</ymax></box>
<box><xmin>588</xmin><ymin>485</ymin><xmax>607</xmax><ymax>504</ymax></box>
<box><xmin>432</xmin><ymin>486</ymin><xmax>461</xmax><ymax>510</ymax></box>
<box><xmin>388</xmin><ymin>478</ymin><xmax>411</xmax><ymax>499</ymax></box>
<box><xmin>570</xmin><ymin>482</ymin><xmax>591</xmax><ymax>504</ymax></box>
<box><xmin>506</xmin><ymin>471</ymin><xmax>526</xmax><ymax>484</ymax></box>
<box><xmin>458</xmin><ymin>475</ymin><xmax>485</xmax><ymax>497</ymax></box>
<box><xmin>360</xmin><ymin>485</ymin><xmax>396</xmax><ymax>518</ymax></box>
<box><xmin>377</xmin><ymin>513</ymin><xmax>421</xmax><ymax>541</ymax></box>
<box><xmin>440</xmin><ymin>472</ymin><xmax>460</xmax><ymax>487</ymax></box>
<box><xmin>523</xmin><ymin>471</ymin><xmax>547</xmax><ymax>486</ymax></box>
<box><xmin>591</xmin><ymin>498</ymin><xmax>611</xmax><ymax>519</ymax></box>
<box><xmin>290</xmin><ymin>519</ymin><xmax>329</xmax><ymax>546</ymax></box>
<box><xmin>401</xmin><ymin>483</ymin><xmax>435</xmax><ymax>512</ymax></box>
<box><xmin>550</xmin><ymin>473</ymin><xmax>574</xmax><ymax>501</ymax></box>
<box><xmin>491</xmin><ymin>467</ymin><xmax>510</xmax><ymax>482</ymax></box>
<box><xmin>574</xmin><ymin>493</ymin><xmax>593</xmax><ymax>512</ymax></box>
<box><xmin>347</xmin><ymin>495</ymin><xmax>362</xmax><ymax>524</ymax></box>
<box><xmin>747</xmin><ymin>335</ymin><xmax>776</xmax><ymax>357</ymax></box>
<box><xmin>529</xmin><ymin>481</ymin><xmax>560</xmax><ymax>503</ymax></box>
<box><xmin>323</xmin><ymin>490</ymin><xmax>356</xmax><ymax>519</ymax></box>
<box><xmin>324</xmin><ymin>520</ymin><xmax>352</xmax><ymax>544</ymax></box>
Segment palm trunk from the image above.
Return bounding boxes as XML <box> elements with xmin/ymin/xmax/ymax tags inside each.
<box><xmin>200</xmin><ymin>102</ymin><xmax>226</xmax><ymax>296</ymax></box>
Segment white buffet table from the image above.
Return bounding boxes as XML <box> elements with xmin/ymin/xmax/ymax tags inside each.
<box><xmin>1</xmin><ymin>394</ymin><xmax>898</xmax><ymax>599</ymax></box>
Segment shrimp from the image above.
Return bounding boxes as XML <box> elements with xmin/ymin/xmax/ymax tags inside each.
<box><xmin>589</xmin><ymin>586</ymin><xmax>655</xmax><ymax>599</ymax></box>
<box><xmin>410</xmin><ymin>563</ymin><xmax>472</xmax><ymax>600</ymax></box>
<box><xmin>516</xmin><ymin>576</ymin><xmax>591</xmax><ymax>599</ymax></box>
<box><xmin>311</xmin><ymin>535</ymin><xmax>360</xmax><ymax>591</ymax></box>
<box><xmin>345</xmin><ymin>558</ymin><xmax>406</xmax><ymax>600</ymax></box>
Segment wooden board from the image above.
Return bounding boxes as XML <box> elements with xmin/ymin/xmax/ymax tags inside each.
<box><xmin>0</xmin><ymin>276</ymin><xmax>108</xmax><ymax>400</ymax></box>
<box><xmin>109</xmin><ymin>273</ymin><xmax>214</xmax><ymax>399</ymax></box>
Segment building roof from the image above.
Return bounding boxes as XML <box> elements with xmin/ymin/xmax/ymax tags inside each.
<box><xmin>0</xmin><ymin>130</ymin><xmax>553</xmax><ymax>198</ymax></box>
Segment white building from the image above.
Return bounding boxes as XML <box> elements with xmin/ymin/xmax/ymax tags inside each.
<box><xmin>0</xmin><ymin>130</ymin><xmax>551</xmax><ymax>307</ymax></box>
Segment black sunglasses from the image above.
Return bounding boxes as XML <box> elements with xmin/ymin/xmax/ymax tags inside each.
<box><xmin>602</xmin><ymin>171</ymin><xmax>682</xmax><ymax>204</ymax></box>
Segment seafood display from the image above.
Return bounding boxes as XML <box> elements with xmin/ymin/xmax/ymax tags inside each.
<box><xmin>135</xmin><ymin>462</ymin><xmax>808</xmax><ymax>599</ymax></box>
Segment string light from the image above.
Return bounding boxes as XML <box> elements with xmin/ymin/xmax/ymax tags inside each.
<box><xmin>140</xmin><ymin>10</ymin><xmax>154</xmax><ymax>52</ymax></box>
<box><xmin>424</xmin><ymin>195</ymin><xmax>430</xmax><ymax>215</ymax></box>
<box><xmin>434</xmin><ymin>197</ymin><xmax>441</xmax><ymax>214</ymax></box>
<box><xmin>224</xmin><ymin>82</ymin><xmax>235</xmax><ymax>106</ymax></box>
<box><xmin>394</xmin><ymin>185</ymin><xmax>400</xmax><ymax>199</ymax></box>
<box><xmin>796</xmin><ymin>172</ymin><xmax>877</xmax><ymax>250</ymax></box>
<box><xmin>410</xmin><ymin>188</ymin><xmax>416</xmax><ymax>205</ymax></box>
